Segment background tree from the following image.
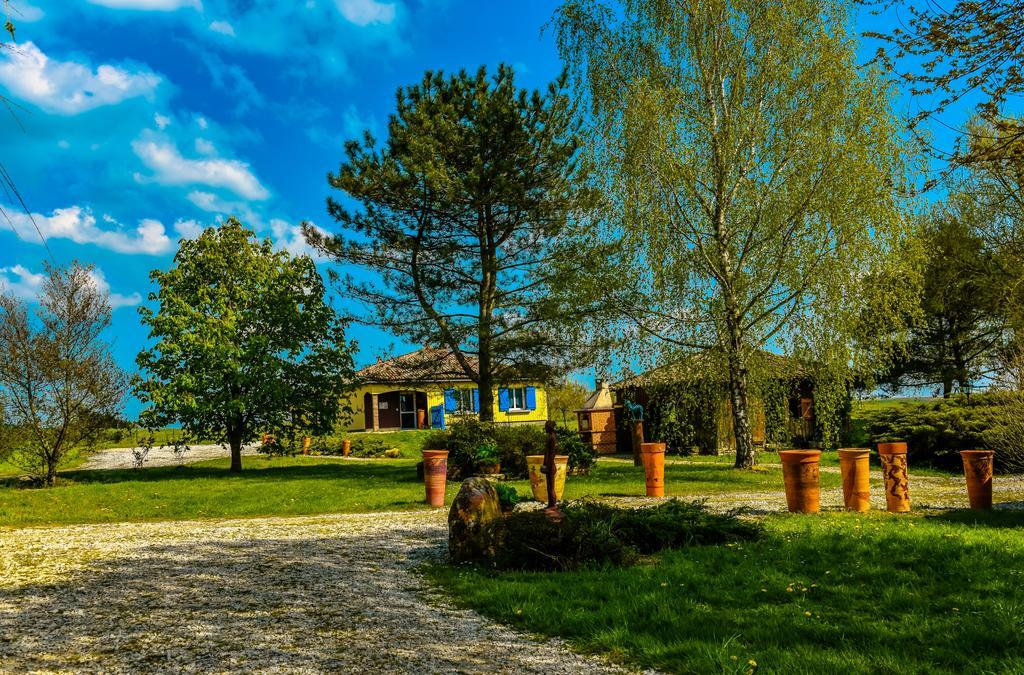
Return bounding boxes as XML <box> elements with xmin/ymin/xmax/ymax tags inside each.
<box><xmin>547</xmin><ymin>379</ymin><xmax>589</xmax><ymax>427</ymax></box>
<box><xmin>136</xmin><ymin>218</ymin><xmax>356</xmax><ymax>473</ymax></box>
<box><xmin>555</xmin><ymin>0</ymin><xmax>920</xmax><ymax>468</ymax></box>
<box><xmin>863</xmin><ymin>0</ymin><xmax>1023</xmax><ymax>166</ymax></box>
<box><xmin>306</xmin><ymin>65</ymin><xmax>597</xmax><ymax>421</ymax></box>
<box><xmin>882</xmin><ymin>200</ymin><xmax>1010</xmax><ymax>396</ymax></box>
<box><xmin>0</xmin><ymin>263</ymin><xmax>127</xmax><ymax>485</ymax></box>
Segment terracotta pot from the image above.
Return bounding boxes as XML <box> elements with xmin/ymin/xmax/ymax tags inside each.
<box><xmin>779</xmin><ymin>450</ymin><xmax>821</xmax><ymax>513</ymax></box>
<box><xmin>631</xmin><ymin>420</ymin><xmax>644</xmax><ymax>467</ymax></box>
<box><xmin>341</xmin><ymin>439</ymin><xmax>351</xmax><ymax>457</ymax></box>
<box><xmin>417</xmin><ymin>408</ymin><xmax>426</xmax><ymax>429</ymax></box>
<box><xmin>422</xmin><ymin>449</ymin><xmax>449</xmax><ymax>507</ymax></box>
<box><xmin>640</xmin><ymin>442</ymin><xmax>666</xmax><ymax>497</ymax></box>
<box><xmin>526</xmin><ymin>455</ymin><xmax>568</xmax><ymax>501</ymax></box>
<box><xmin>877</xmin><ymin>442</ymin><xmax>911</xmax><ymax>513</ymax></box>
<box><xmin>302</xmin><ymin>436</ymin><xmax>311</xmax><ymax>456</ymax></box>
<box><xmin>961</xmin><ymin>449</ymin><xmax>994</xmax><ymax>510</ymax></box>
<box><xmin>838</xmin><ymin>448</ymin><xmax>871</xmax><ymax>512</ymax></box>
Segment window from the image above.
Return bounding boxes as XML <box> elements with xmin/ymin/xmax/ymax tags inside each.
<box><xmin>454</xmin><ymin>388</ymin><xmax>476</xmax><ymax>413</ymax></box>
<box><xmin>508</xmin><ymin>387</ymin><xmax>527</xmax><ymax>411</ymax></box>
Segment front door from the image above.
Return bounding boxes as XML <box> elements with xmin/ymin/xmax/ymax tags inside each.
<box><xmin>399</xmin><ymin>392</ymin><xmax>417</xmax><ymax>430</ymax></box>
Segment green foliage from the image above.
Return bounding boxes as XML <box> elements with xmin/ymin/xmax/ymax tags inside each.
<box><xmin>478</xmin><ymin>499</ymin><xmax>760</xmax><ymax>571</ymax></box>
<box><xmin>854</xmin><ymin>393</ymin><xmax>1024</xmax><ymax>470</ymax></box>
<box><xmin>310</xmin><ymin>64</ymin><xmax>598</xmax><ymax>421</ymax></box>
<box><xmin>135</xmin><ymin>219</ymin><xmax>357</xmax><ymax>472</ymax></box>
<box><xmin>474</xmin><ymin>442</ymin><xmax>500</xmax><ymax>467</ymax></box>
<box><xmin>554</xmin><ymin>0</ymin><xmax>920</xmax><ymax>468</ymax></box>
<box><xmin>555</xmin><ymin>426</ymin><xmax>596</xmax><ymax>475</ymax></box>
<box><xmin>547</xmin><ymin>380</ymin><xmax>589</xmax><ymax>427</ymax></box>
<box><xmin>422</xmin><ymin>418</ymin><xmax>547</xmax><ymax>478</ymax></box>
<box><xmin>493</xmin><ymin>482</ymin><xmax>521</xmax><ymax>511</ymax></box>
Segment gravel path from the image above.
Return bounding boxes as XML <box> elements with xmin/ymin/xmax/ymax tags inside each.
<box><xmin>81</xmin><ymin>443</ymin><xmax>261</xmax><ymax>471</ymax></box>
<box><xmin>0</xmin><ymin>511</ymin><xmax>635</xmax><ymax>674</ymax></box>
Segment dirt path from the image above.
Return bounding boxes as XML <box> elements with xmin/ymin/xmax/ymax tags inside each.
<box><xmin>80</xmin><ymin>443</ymin><xmax>262</xmax><ymax>471</ymax></box>
<box><xmin>0</xmin><ymin>511</ymin><xmax>636</xmax><ymax>674</ymax></box>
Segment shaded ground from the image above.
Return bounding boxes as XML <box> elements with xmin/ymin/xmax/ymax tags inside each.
<box><xmin>0</xmin><ymin>511</ymin><xmax>634</xmax><ymax>674</ymax></box>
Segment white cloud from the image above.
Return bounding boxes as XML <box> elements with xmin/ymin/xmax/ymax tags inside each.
<box><xmin>0</xmin><ymin>41</ymin><xmax>161</xmax><ymax>115</ymax></box>
<box><xmin>132</xmin><ymin>137</ymin><xmax>270</xmax><ymax>200</ymax></box>
<box><xmin>2</xmin><ymin>205</ymin><xmax>174</xmax><ymax>255</ymax></box>
<box><xmin>173</xmin><ymin>219</ymin><xmax>205</xmax><ymax>239</ymax></box>
<box><xmin>208</xmin><ymin>20</ymin><xmax>235</xmax><ymax>36</ymax></box>
<box><xmin>0</xmin><ymin>264</ymin><xmax>141</xmax><ymax>310</ymax></box>
<box><xmin>86</xmin><ymin>0</ymin><xmax>200</xmax><ymax>10</ymax></box>
<box><xmin>336</xmin><ymin>0</ymin><xmax>396</xmax><ymax>26</ymax></box>
<box><xmin>154</xmin><ymin>112</ymin><xmax>171</xmax><ymax>129</ymax></box>
<box><xmin>270</xmin><ymin>218</ymin><xmax>327</xmax><ymax>259</ymax></box>
<box><xmin>194</xmin><ymin>138</ymin><xmax>216</xmax><ymax>155</ymax></box>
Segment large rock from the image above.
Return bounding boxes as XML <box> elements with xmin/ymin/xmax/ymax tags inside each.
<box><xmin>448</xmin><ymin>477</ymin><xmax>502</xmax><ymax>563</ymax></box>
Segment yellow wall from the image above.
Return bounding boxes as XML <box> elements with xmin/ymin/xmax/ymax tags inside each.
<box><xmin>343</xmin><ymin>382</ymin><xmax>548</xmax><ymax>431</ymax></box>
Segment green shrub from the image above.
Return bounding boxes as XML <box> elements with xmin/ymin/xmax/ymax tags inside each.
<box><xmin>857</xmin><ymin>393</ymin><xmax>1024</xmax><ymax>471</ymax></box>
<box><xmin>350</xmin><ymin>436</ymin><xmax>393</xmax><ymax>458</ymax></box>
<box><xmin>555</xmin><ymin>426</ymin><xmax>596</xmax><ymax>475</ymax></box>
<box><xmin>494</xmin><ymin>483</ymin><xmax>521</xmax><ymax>511</ymax></box>
<box><xmin>492</xmin><ymin>424</ymin><xmax>546</xmax><ymax>478</ymax></box>
<box><xmin>423</xmin><ymin>419</ymin><xmax>546</xmax><ymax>479</ymax></box>
<box><xmin>479</xmin><ymin>499</ymin><xmax>761</xmax><ymax>571</ymax></box>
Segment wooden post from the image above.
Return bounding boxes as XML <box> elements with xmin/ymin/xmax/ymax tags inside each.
<box><xmin>371</xmin><ymin>392</ymin><xmax>380</xmax><ymax>431</ymax></box>
<box><xmin>631</xmin><ymin>420</ymin><xmax>644</xmax><ymax>467</ymax></box>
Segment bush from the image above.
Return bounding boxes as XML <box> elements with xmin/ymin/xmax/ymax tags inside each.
<box><xmin>350</xmin><ymin>436</ymin><xmax>395</xmax><ymax>458</ymax></box>
<box><xmin>494</xmin><ymin>483</ymin><xmax>521</xmax><ymax>511</ymax></box>
<box><xmin>422</xmin><ymin>419</ymin><xmax>546</xmax><ymax>479</ymax></box>
<box><xmin>856</xmin><ymin>393</ymin><xmax>1024</xmax><ymax>471</ymax></box>
<box><xmin>478</xmin><ymin>499</ymin><xmax>761</xmax><ymax>571</ymax></box>
<box><xmin>555</xmin><ymin>426</ymin><xmax>596</xmax><ymax>475</ymax></box>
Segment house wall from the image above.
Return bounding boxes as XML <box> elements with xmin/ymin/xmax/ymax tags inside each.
<box><xmin>343</xmin><ymin>382</ymin><xmax>548</xmax><ymax>431</ymax></box>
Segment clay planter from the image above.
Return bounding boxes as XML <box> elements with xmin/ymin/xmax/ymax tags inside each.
<box><xmin>417</xmin><ymin>408</ymin><xmax>426</xmax><ymax>429</ymax></box>
<box><xmin>422</xmin><ymin>449</ymin><xmax>449</xmax><ymax>507</ymax></box>
<box><xmin>302</xmin><ymin>436</ymin><xmax>311</xmax><ymax>456</ymax></box>
<box><xmin>779</xmin><ymin>450</ymin><xmax>821</xmax><ymax>513</ymax></box>
<box><xmin>631</xmin><ymin>420</ymin><xmax>644</xmax><ymax>467</ymax></box>
<box><xmin>526</xmin><ymin>455</ymin><xmax>568</xmax><ymax>502</ymax></box>
<box><xmin>877</xmin><ymin>442</ymin><xmax>911</xmax><ymax>513</ymax></box>
<box><xmin>640</xmin><ymin>442</ymin><xmax>666</xmax><ymax>497</ymax></box>
<box><xmin>341</xmin><ymin>439</ymin><xmax>351</xmax><ymax>457</ymax></box>
<box><xmin>838</xmin><ymin>448</ymin><xmax>871</xmax><ymax>512</ymax></box>
<box><xmin>961</xmin><ymin>450</ymin><xmax>994</xmax><ymax>510</ymax></box>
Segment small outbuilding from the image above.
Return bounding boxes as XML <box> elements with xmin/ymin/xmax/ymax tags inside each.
<box><xmin>577</xmin><ymin>379</ymin><xmax>619</xmax><ymax>455</ymax></box>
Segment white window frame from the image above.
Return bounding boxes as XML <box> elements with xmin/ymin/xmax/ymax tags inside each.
<box><xmin>453</xmin><ymin>388</ymin><xmax>475</xmax><ymax>414</ymax></box>
<box><xmin>508</xmin><ymin>386</ymin><xmax>528</xmax><ymax>412</ymax></box>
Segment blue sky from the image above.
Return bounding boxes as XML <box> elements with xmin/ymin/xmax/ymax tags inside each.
<box><xmin>0</xmin><ymin>1</ymin><xmax>976</xmax><ymax>416</ymax></box>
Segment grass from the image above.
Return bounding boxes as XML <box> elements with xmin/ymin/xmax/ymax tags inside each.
<box><xmin>427</xmin><ymin>510</ymin><xmax>1024</xmax><ymax>674</ymax></box>
<box><xmin>0</xmin><ymin>452</ymin><xmax>821</xmax><ymax>528</ymax></box>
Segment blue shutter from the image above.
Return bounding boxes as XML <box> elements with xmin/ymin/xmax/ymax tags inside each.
<box><xmin>444</xmin><ymin>388</ymin><xmax>458</xmax><ymax>413</ymax></box>
<box><xmin>472</xmin><ymin>388</ymin><xmax>480</xmax><ymax>412</ymax></box>
<box><xmin>525</xmin><ymin>386</ymin><xmax>537</xmax><ymax>410</ymax></box>
<box><xmin>498</xmin><ymin>388</ymin><xmax>510</xmax><ymax>412</ymax></box>
<box><xmin>430</xmin><ymin>404</ymin><xmax>445</xmax><ymax>429</ymax></box>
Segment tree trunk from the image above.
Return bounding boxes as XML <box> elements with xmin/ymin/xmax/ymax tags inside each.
<box><xmin>726</xmin><ymin>309</ymin><xmax>756</xmax><ymax>469</ymax></box>
<box><xmin>478</xmin><ymin>350</ymin><xmax>494</xmax><ymax>423</ymax></box>
<box><xmin>228</xmin><ymin>424</ymin><xmax>244</xmax><ymax>473</ymax></box>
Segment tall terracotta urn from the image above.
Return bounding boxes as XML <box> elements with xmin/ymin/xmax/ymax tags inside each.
<box><xmin>877</xmin><ymin>442</ymin><xmax>911</xmax><ymax>513</ymax></box>
<box><xmin>526</xmin><ymin>455</ymin><xmax>569</xmax><ymax>501</ymax></box>
<box><xmin>640</xmin><ymin>442</ymin><xmax>666</xmax><ymax>497</ymax></box>
<box><xmin>302</xmin><ymin>436</ymin><xmax>312</xmax><ymax>456</ymax></box>
<box><xmin>422</xmin><ymin>449</ymin><xmax>449</xmax><ymax>507</ymax></box>
<box><xmin>960</xmin><ymin>450</ymin><xmax>994</xmax><ymax>510</ymax></box>
<box><xmin>341</xmin><ymin>438</ymin><xmax>351</xmax><ymax>457</ymax></box>
<box><xmin>779</xmin><ymin>450</ymin><xmax>821</xmax><ymax>513</ymax></box>
<box><xmin>838</xmin><ymin>448</ymin><xmax>871</xmax><ymax>512</ymax></box>
<box><xmin>417</xmin><ymin>408</ymin><xmax>426</xmax><ymax>429</ymax></box>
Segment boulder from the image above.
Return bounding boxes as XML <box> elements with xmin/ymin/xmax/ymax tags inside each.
<box><xmin>448</xmin><ymin>477</ymin><xmax>503</xmax><ymax>563</ymax></box>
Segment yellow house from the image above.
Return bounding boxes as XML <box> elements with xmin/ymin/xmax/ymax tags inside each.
<box><xmin>345</xmin><ymin>347</ymin><xmax>549</xmax><ymax>431</ymax></box>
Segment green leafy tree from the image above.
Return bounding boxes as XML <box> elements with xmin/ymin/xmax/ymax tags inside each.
<box><xmin>306</xmin><ymin>65</ymin><xmax>597</xmax><ymax>421</ymax></box>
<box><xmin>883</xmin><ymin>200</ymin><xmax>1010</xmax><ymax>396</ymax></box>
<box><xmin>547</xmin><ymin>379</ymin><xmax>589</xmax><ymax>427</ymax></box>
<box><xmin>136</xmin><ymin>218</ymin><xmax>357</xmax><ymax>473</ymax></box>
<box><xmin>555</xmin><ymin>0</ymin><xmax>920</xmax><ymax>467</ymax></box>
<box><xmin>0</xmin><ymin>263</ymin><xmax>127</xmax><ymax>485</ymax></box>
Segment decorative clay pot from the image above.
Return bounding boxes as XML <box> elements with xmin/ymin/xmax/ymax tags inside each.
<box><xmin>417</xmin><ymin>408</ymin><xmax>426</xmax><ymax>429</ymax></box>
<box><xmin>877</xmin><ymin>442</ymin><xmax>911</xmax><ymax>513</ymax></box>
<box><xmin>341</xmin><ymin>439</ymin><xmax>351</xmax><ymax>457</ymax></box>
<box><xmin>422</xmin><ymin>449</ymin><xmax>449</xmax><ymax>507</ymax></box>
<box><xmin>960</xmin><ymin>449</ymin><xmax>994</xmax><ymax>510</ymax></box>
<box><xmin>640</xmin><ymin>442</ymin><xmax>666</xmax><ymax>497</ymax></box>
<box><xmin>779</xmin><ymin>449</ymin><xmax>821</xmax><ymax>513</ymax></box>
<box><xmin>302</xmin><ymin>436</ymin><xmax>311</xmax><ymax>455</ymax></box>
<box><xmin>838</xmin><ymin>448</ymin><xmax>871</xmax><ymax>512</ymax></box>
<box><xmin>527</xmin><ymin>455</ymin><xmax>568</xmax><ymax>501</ymax></box>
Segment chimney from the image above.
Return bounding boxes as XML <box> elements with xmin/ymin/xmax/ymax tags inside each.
<box><xmin>595</xmin><ymin>378</ymin><xmax>604</xmax><ymax>390</ymax></box>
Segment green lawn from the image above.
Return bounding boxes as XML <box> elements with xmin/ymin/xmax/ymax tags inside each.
<box><xmin>427</xmin><ymin>510</ymin><xmax>1024</xmax><ymax>674</ymax></box>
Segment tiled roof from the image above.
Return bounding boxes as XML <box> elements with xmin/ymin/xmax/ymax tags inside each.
<box><xmin>356</xmin><ymin>347</ymin><xmax>477</xmax><ymax>384</ymax></box>
<box><xmin>614</xmin><ymin>350</ymin><xmax>808</xmax><ymax>389</ymax></box>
